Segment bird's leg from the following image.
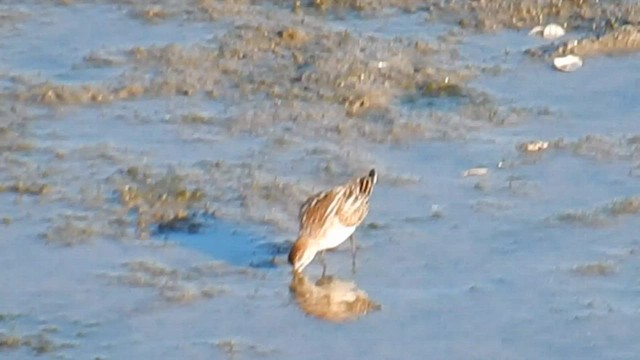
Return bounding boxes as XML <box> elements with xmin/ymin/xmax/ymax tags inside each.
<box><xmin>318</xmin><ymin>250</ymin><xmax>327</xmax><ymax>277</ymax></box>
<box><xmin>350</xmin><ymin>234</ymin><xmax>357</xmax><ymax>274</ymax></box>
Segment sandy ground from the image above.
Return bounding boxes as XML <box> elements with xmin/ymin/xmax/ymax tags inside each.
<box><xmin>1</xmin><ymin>1</ymin><xmax>639</xmax><ymax>359</ymax></box>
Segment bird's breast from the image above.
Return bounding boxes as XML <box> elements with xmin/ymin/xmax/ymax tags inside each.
<box><xmin>315</xmin><ymin>223</ymin><xmax>357</xmax><ymax>251</ymax></box>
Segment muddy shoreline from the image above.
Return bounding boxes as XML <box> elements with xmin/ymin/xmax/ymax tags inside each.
<box><xmin>1</xmin><ymin>1</ymin><xmax>639</xmax><ymax>359</ymax></box>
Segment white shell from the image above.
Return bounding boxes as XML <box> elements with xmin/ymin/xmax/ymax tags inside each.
<box><xmin>542</xmin><ymin>23</ymin><xmax>565</xmax><ymax>39</ymax></box>
<box><xmin>519</xmin><ymin>140</ymin><xmax>549</xmax><ymax>152</ymax></box>
<box><xmin>529</xmin><ymin>24</ymin><xmax>565</xmax><ymax>39</ymax></box>
<box><xmin>528</xmin><ymin>25</ymin><xmax>544</xmax><ymax>36</ymax></box>
<box><xmin>553</xmin><ymin>55</ymin><xmax>583</xmax><ymax>72</ymax></box>
<box><xmin>463</xmin><ymin>167</ymin><xmax>488</xmax><ymax>177</ymax></box>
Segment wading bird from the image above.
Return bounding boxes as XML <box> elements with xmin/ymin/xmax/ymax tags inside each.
<box><xmin>288</xmin><ymin>169</ymin><xmax>377</xmax><ymax>274</ymax></box>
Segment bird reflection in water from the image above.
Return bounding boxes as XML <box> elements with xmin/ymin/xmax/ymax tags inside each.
<box><xmin>289</xmin><ymin>272</ymin><xmax>381</xmax><ymax>322</ymax></box>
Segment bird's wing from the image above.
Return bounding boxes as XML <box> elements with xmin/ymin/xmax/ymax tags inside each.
<box><xmin>336</xmin><ymin>175</ymin><xmax>374</xmax><ymax>227</ymax></box>
<box><xmin>299</xmin><ymin>169</ymin><xmax>377</xmax><ymax>231</ymax></box>
<box><xmin>299</xmin><ymin>186</ymin><xmax>346</xmax><ymax>234</ymax></box>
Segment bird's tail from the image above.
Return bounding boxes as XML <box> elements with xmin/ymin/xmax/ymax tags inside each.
<box><xmin>355</xmin><ymin>168</ymin><xmax>377</xmax><ymax>197</ymax></box>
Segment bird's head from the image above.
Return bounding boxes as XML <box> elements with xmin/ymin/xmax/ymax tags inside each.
<box><xmin>288</xmin><ymin>236</ymin><xmax>317</xmax><ymax>273</ymax></box>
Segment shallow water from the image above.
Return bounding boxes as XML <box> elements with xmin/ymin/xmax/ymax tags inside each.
<box><xmin>1</xmin><ymin>2</ymin><xmax>639</xmax><ymax>360</ymax></box>
<box><xmin>0</xmin><ymin>4</ymin><xmax>214</xmax><ymax>84</ymax></box>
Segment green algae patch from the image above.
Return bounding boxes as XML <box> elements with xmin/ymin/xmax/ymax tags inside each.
<box><xmin>0</xmin><ymin>182</ymin><xmax>50</xmax><ymax>196</ymax></box>
<box><xmin>102</xmin><ymin>259</ymin><xmax>232</xmax><ymax>304</ymax></box>
<box><xmin>572</xmin><ymin>262</ymin><xmax>617</xmax><ymax>277</ymax></box>
<box><xmin>0</xmin><ymin>332</ymin><xmax>74</xmax><ymax>355</ymax></box>
<box><xmin>554</xmin><ymin>196</ymin><xmax>640</xmax><ymax>227</ymax></box>
<box><xmin>423</xmin><ymin>80</ymin><xmax>466</xmax><ymax>98</ymax></box>
<box><xmin>115</xmin><ymin>168</ymin><xmax>207</xmax><ymax>239</ymax></box>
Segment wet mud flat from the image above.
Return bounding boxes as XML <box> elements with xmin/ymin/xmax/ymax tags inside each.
<box><xmin>1</xmin><ymin>0</ymin><xmax>640</xmax><ymax>359</ymax></box>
